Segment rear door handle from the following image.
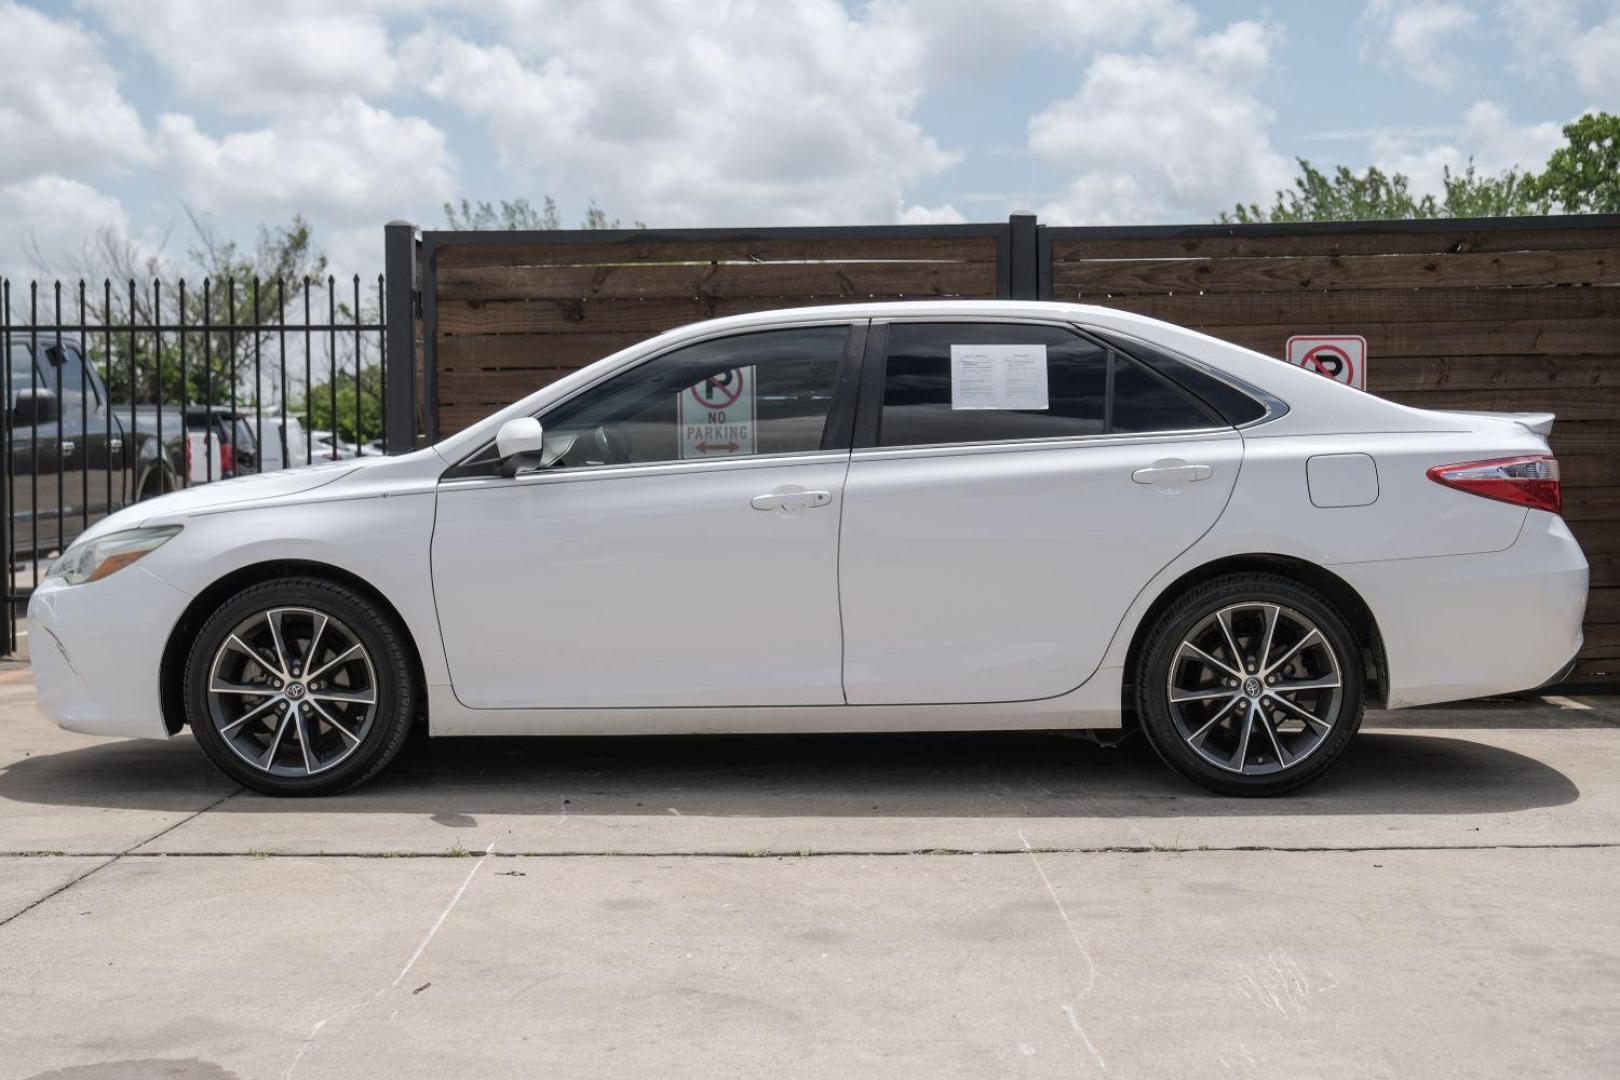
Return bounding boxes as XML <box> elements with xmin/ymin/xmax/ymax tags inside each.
<box><xmin>1131</xmin><ymin>461</ymin><xmax>1213</xmax><ymax>490</ymax></box>
<box><xmin>751</xmin><ymin>488</ymin><xmax>833</xmax><ymax>513</ymax></box>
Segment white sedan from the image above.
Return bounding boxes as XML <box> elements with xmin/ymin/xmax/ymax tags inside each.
<box><xmin>28</xmin><ymin>301</ymin><xmax>1588</xmax><ymax>796</ymax></box>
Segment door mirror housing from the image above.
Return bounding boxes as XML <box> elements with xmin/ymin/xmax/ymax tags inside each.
<box><xmin>495</xmin><ymin>416</ymin><xmax>545</xmax><ymax>477</ymax></box>
<box><xmin>12</xmin><ymin>386</ymin><xmax>59</xmax><ymax>427</ymax></box>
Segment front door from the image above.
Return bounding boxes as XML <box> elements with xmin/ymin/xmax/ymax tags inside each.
<box><xmin>431</xmin><ymin>323</ymin><xmax>860</xmax><ymax>709</ymax></box>
<box><xmin>838</xmin><ymin>320</ymin><xmax>1244</xmax><ymax>705</ymax></box>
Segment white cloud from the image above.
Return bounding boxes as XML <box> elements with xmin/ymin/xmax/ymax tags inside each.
<box><xmin>154</xmin><ymin>98</ymin><xmax>457</xmax><ymax>221</ymax></box>
<box><xmin>1371</xmin><ymin>101</ymin><xmax>1562</xmax><ymax>194</ymax></box>
<box><xmin>1570</xmin><ymin>16</ymin><xmax>1620</xmax><ymax>103</ymax></box>
<box><xmin>1361</xmin><ymin>0</ymin><xmax>1479</xmax><ymax>88</ymax></box>
<box><xmin>82</xmin><ymin>0</ymin><xmax>399</xmax><ymax>115</ymax></box>
<box><xmin>872</xmin><ymin>0</ymin><xmax>1199</xmax><ymax>75</ymax></box>
<box><xmin>1030</xmin><ymin>21</ymin><xmax>1293</xmax><ymax>224</ymax></box>
<box><xmin>1499</xmin><ymin>0</ymin><xmax>1581</xmax><ymax>79</ymax></box>
<box><xmin>897</xmin><ymin>202</ymin><xmax>968</xmax><ymax>225</ymax></box>
<box><xmin>0</xmin><ymin>1</ymin><xmax>149</xmax><ymax>184</ymax></box>
<box><xmin>400</xmin><ymin>0</ymin><xmax>958</xmax><ymax>225</ymax></box>
<box><xmin>0</xmin><ymin>176</ymin><xmax>132</xmax><ymax>281</ymax></box>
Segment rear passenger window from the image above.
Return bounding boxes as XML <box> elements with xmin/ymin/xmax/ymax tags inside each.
<box><xmin>875</xmin><ymin>323</ymin><xmax>1217</xmax><ymax>448</ymax></box>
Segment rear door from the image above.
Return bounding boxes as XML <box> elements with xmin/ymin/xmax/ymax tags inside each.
<box><xmin>837</xmin><ymin>320</ymin><xmax>1243</xmax><ymax>705</ymax></box>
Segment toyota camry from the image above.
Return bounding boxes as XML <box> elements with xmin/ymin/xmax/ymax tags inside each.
<box><xmin>28</xmin><ymin>301</ymin><xmax>1589</xmax><ymax>796</ymax></box>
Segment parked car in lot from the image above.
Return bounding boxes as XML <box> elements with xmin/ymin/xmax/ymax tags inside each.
<box><xmin>257</xmin><ymin>415</ymin><xmax>310</xmax><ymax>472</ymax></box>
<box><xmin>27</xmin><ymin>301</ymin><xmax>1589</xmax><ymax>796</ymax></box>
<box><xmin>310</xmin><ymin>429</ymin><xmax>357</xmax><ymax>460</ymax></box>
<box><xmin>7</xmin><ymin>336</ymin><xmax>185</xmax><ymax>558</ymax></box>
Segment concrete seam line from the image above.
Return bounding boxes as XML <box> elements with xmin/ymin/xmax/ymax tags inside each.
<box><xmin>2</xmin><ymin>841</ymin><xmax>1619</xmax><ymax>859</ymax></box>
<box><xmin>0</xmin><ymin>786</ymin><xmax>241</xmax><ymax>931</ymax></box>
<box><xmin>1019</xmin><ymin>829</ymin><xmax>1107</xmax><ymax>1073</ymax></box>
<box><xmin>281</xmin><ymin>842</ymin><xmax>495</xmax><ymax>1080</ymax></box>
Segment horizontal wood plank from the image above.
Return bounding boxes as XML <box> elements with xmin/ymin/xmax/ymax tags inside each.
<box><xmin>436</xmin><ymin>333</ymin><xmax>650</xmax><ymax>372</ymax></box>
<box><xmin>1551</xmin><ymin>421</ymin><xmax>1620</xmax><ymax>456</ymax></box>
<box><xmin>435</xmin><ymin>295</ymin><xmax>893</xmax><ymax>336</ymax></box>
<box><xmin>1360</xmin><ymin>356</ymin><xmax>1620</xmax><ymax>394</ymax></box>
<box><xmin>1562</xmin><ymin>486</ymin><xmax>1620</xmax><ymax>521</ymax></box>
<box><xmin>436</xmin><ymin>261</ymin><xmax>996</xmax><ymax>302</ymax></box>
<box><xmin>1051</xmin><ymin>249</ymin><xmax>1620</xmax><ymax>295</ymax></box>
<box><xmin>440</xmin><ymin>368</ymin><xmax>589</xmax><ymax>407</ymax></box>
<box><xmin>1199</xmin><ymin>321</ymin><xmax>1620</xmax><ymax>358</ymax></box>
<box><xmin>1379</xmin><ymin>388</ymin><xmax>1620</xmax><ymax>421</ymax></box>
<box><xmin>436</xmin><ymin>235</ymin><xmax>998</xmax><ymax>269</ymax></box>
<box><xmin>1096</xmin><ymin>287</ymin><xmax>1620</xmax><ymax>327</ymax></box>
<box><xmin>1049</xmin><ymin>224</ymin><xmax>1620</xmax><ymax>261</ymax></box>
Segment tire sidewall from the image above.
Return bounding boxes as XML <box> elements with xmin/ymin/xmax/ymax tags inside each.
<box><xmin>184</xmin><ymin>578</ymin><xmax>414</xmax><ymax>795</ymax></box>
<box><xmin>1136</xmin><ymin>574</ymin><xmax>1365</xmax><ymax>796</ymax></box>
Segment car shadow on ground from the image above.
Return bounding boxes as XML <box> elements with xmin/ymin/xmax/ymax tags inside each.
<box><xmin>0</xmin><ymin>721</ymin><xmax>1585</xmax><ymax>818</ymax></box>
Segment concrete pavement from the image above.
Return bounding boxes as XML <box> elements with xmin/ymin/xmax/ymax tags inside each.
<box><xmin>2</xmin><ymin>664</ymin><xmax>1618</xmax><ymax>1079</ymax></box>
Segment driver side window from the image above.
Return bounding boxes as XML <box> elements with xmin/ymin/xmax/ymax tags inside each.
<box><xmin>463</xmin><ymin>325</ymin><xmax>850</xmax><ymax>476</ymax></box>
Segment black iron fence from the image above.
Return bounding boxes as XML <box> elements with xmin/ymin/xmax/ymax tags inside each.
<box><xmin>1</xmin><ymin>271</ymin><xmax>391</xmax><ymax>653</ymax></box>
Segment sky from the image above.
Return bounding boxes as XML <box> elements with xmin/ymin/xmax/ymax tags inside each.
<box><xmin>2</xmin><ymin>0</ymin><xmax>1618</xmax><ymax>280</ymax></box>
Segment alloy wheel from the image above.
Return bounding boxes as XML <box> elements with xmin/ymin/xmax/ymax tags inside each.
<box><xmin>205</xmin><ymin>606</ymin><xmax>379</xmax><ymax>777</ymax></box>
<box><xmin>1165</xmin><ymin>602</ymin><xmax>1344</xmax><ymax>776</ymax></box>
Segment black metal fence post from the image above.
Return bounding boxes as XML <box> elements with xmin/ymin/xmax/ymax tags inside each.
<box><xmin>1007</xmin><ymin>213</ymin><xmax>1039</xmax><ymax>300</ymax></box>
<box><xmin>383</xmin><ymin>221</ymin><xmax>416</xmax><ymax>454</ymax></box>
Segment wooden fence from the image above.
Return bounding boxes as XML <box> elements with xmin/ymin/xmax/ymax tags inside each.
<box><xmin>420</xmin><ymin>222</ymin><xmax>1025</xmax><ymax>437</ymax></box>
<box><xmin>419</xmin><ymin>214</ymin><xmax>1618</xmax><ymax>678</ymax></box>
<box><xmin>1043</xmin><ymin>217</ymin><xmax>1620</xmax><ymax>679</ymax></box>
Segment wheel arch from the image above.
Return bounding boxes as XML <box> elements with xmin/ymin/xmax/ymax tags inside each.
<box><xmin>1120</xmin><ymin>553</ymin><xmax>1388</xmax><ymax>716</ymax></box>
<box><xmin>158</xmin><ymin>559</ymin><xmax>428</xmax><ymax>735</ymax></box>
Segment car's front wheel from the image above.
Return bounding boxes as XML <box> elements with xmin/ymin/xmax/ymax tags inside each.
<box><xmin>183</xmin><ymin>577</ymin><xmax>416</xmax><ymax>796</ymax></box>
<box><xmin>1135</xmin><ymin>573</ymin><xmax>1365</xmax><ymax>796</ymax></box>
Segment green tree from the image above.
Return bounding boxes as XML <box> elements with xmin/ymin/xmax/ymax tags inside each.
<box><xmin>70</xmin><ymin>209</ymin><xmax>332</xmax><ymax>409</ymax></box>
<box><xmin>1224</xmin><ymin>160</ymin><xmax>1436</xmax><ymax>223</ymax></box>
<box><xmin>296</xmin><ymin>362</ymin><xmax>383</xmax><ymax>447</ymax></box>
<box><xmin>442</xmin><ymin>197</ymin><xmax>644</xmax><ymax>230</ymax></box>
<box><xmin>1440</xmin><ymin>163</ymin><xmax>1551</xmax><ymax>217</ymax></box>
<box><xmin>1532</xmin><ymin>112</ymin><xmax>1620</xmax><ymax>213</ymax></box>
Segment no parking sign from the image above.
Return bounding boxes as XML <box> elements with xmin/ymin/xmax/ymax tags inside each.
<box><xmin>1285</xmin><ymin>335</ymin><xmax>1367</xmax><ymax>390</ymax></box>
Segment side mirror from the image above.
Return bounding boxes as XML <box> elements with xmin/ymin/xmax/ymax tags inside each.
<box><xmin>495</xmin><ymin>416</ymin><xmax>545</xmax><ymax>477</ymax></box>
<box><xmin>12</xmin><ymin>387</ymin><xmax>59</xmax><ymax>426</ymax></box>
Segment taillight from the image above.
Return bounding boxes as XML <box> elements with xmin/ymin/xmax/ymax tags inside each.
<box><xmin>1427</xmin><ymin>455</ymin><xmax>1561</xmax><ymax>514</ymax></box>
<box><xmin>220</xmin><ymin>442</ymin><xmax>235</xmax><ymax>475</ymax></box>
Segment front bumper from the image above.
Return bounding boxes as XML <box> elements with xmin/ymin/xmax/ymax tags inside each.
<box><xmin>1336</xmin><ymin>511</ymin><xmax>1589</xmax><ymax>709</ymax></box>
<box><xmin>27</xmin><ymin>566</ymin><xmax>194</xmax><ymax>739</ymax></box>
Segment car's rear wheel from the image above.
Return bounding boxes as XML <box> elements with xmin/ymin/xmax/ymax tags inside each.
<box><xmin>183</xmin><ymin>577</ymin><xmax>416</xmax><ymax>796</ymax></box>
<box><xmin>1135</xmin><ymin>573</ymin><xmax>1365</xmax><ymax>796</ymax></box>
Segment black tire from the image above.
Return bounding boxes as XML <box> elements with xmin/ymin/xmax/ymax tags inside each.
<box><xmin>1135</xmin><ymin>572</ymin><xmax>1365</xmax><ymax>797</ymax></box>
<box><xmin>183</xmin><ymin>577</ymin><xmax>417</xmax><ymax>796</ymax></box>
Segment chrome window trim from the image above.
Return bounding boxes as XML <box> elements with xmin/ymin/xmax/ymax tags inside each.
<box><xmin>849</xmin><ymin>427</ymin><xmax>1236</xmax><ymax>463</ymax></box>
<box><xmin>439</xmin><ymin>448</ymin><xmax>851</xmax><ymax>491</ymax></box>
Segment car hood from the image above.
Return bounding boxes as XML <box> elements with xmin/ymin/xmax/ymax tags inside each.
<box><xmin>71</xmin><ymin>458</ymin><xmax>372</xmax><ymax>546</ymax></box>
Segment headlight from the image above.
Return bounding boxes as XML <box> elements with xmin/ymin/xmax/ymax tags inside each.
<box><xmin>47</xmin><ymin>526</ymin><xmax>183</xmax><ymax>586</ymax></box>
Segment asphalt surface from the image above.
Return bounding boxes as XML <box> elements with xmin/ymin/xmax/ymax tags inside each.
<box><xmin>1</xmin><ymin>661</ymin><xmax>1617</xmax><ymax>1079</ymax></box>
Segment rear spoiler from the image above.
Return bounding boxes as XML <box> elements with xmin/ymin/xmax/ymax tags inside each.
<box><xmin>1440</xmin><ymin>410</ymin><xmax>1556</xmax><ymax>438</ymax></box>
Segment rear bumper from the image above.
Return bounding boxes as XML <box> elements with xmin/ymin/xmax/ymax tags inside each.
<box><xmin>1335</xmin><ymin>512</ymin><xmax>1588</xmax><ymax>709</ymax></box>
<box><xmin>27</xmin><ymin>566</ymin><xmax>191</xmax><ymax>739</ymax></box>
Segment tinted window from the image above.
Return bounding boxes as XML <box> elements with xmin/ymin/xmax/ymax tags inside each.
<box><xmin>874</xmin><ymin>323</ymin><xmax>1219</xmax><ymax>448</ymax></box>
<box><xmin>451</xmin><ymin>325</ymin><xmax>849</xmax><ymax>477</ymax></box>
<box><xmin>1090</xmin><ymin>328</ymin><xmax>1269</xmax><ymax>427</ymax></box>
<box><xmin>877</xmin><ymin>324</ymin><xmax>1108</xmax><ymax>447</ymax></box>
<box><xmin>32</xmin><ymin>344</ymin><xmax>95</xmax><ymax>414</ymax></box>
<box><xmin>1109</xmin><ymin>353</ymin><xmax>1218</xmax><ymax>433</ymax></box>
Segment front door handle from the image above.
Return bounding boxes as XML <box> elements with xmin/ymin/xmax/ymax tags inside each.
<box><xmin>751</xmin><ymin>487</ymin><xmax>834</xmax><ymax>514</ymax></box>
<box><xmin>1131</xmin><ymin>460</ymin><xmax>1213</xmax><ymax>492</ymax></box>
